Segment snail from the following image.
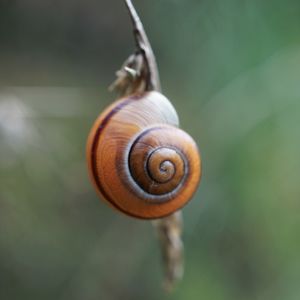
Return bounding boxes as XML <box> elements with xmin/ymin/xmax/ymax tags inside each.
<box><xmin>86</xmin><ymin>91</ymin><xmax>201</xmax><ymax>219</ymax></box>
<box><xmin>86</xmin><ymin>0</ymin><xmax>201</xmax><ymax>221</ymax></box>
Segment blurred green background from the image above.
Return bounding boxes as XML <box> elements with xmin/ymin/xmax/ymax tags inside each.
<box><xmin>1</xmin><ymin>0</ymin><xmax>300</xmax><ymax>299</ymax></box>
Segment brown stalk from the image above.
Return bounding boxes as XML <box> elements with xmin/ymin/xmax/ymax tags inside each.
<box><xmin>110</xmin><ymin>0</ymin><xmax>184</xmax><ymax>292</ymax></box>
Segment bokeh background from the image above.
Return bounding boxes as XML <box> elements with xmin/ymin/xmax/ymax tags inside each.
<box><xmin>1</xmin><ymin>0</ymin><xmax>300</xmax><ymax>299</ymax></box>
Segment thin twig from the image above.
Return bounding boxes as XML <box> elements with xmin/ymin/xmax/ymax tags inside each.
<box><xmin>110</xmin><ymin>0</ymin><xmax>184</xmax><ymax>292</ymax></box>
<box><xmin>124</xmin><ymin>0</ymin><xmax>161</xmax><ymax>91</ymax></box>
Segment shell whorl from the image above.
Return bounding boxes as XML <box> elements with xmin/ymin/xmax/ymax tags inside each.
<box><xmin>87</xmin><ymin>91</ymin><xmax>201</xmax><ymax>219</ymax></box>
<box><xmin>128</xmin><ymin>127</ymin><xmax>188</xmax><ymax>198</ymax></box>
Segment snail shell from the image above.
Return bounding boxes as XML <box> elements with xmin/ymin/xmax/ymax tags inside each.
<box><xmin>86</xmin><ymin>91</ymin><xmax>201</xmax><ymax>219</ymax></box>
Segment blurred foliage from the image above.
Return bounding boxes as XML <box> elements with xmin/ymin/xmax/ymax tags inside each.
<box><xmin>0</xmin><ymin>0</ymin><xmax>300</xmax><ymax>299</ymax></box>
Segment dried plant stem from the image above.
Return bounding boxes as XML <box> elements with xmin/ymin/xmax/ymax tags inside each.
<box><xmin>124</xmin><ymin>0</ymin><xmax>161</xmax><ymax>91</ymax></box>
<box><xmin>110</xmin><ymin>0</ymin><xmax>184</xmax><ymax>291</ymax></box>
<box><xmin>152</xmin><ymin>211</ymin><xmax>184</xmax><ymax>292</ymax></box>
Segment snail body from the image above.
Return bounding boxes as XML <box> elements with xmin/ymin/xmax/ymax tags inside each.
<box><xmin>86</xmin><ymin>91</ymin><xmax>201</xmax><ymax>219</ymax></box>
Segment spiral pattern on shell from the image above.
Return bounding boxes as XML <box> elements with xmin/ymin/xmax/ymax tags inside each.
<box><xmin>87</xmin><ymin>91</ymin><xmax>201</xmax><ymax>219</ymax></box>
<box><xmin>128</xmin><ymin>127</ymin><xmax>188</xmax><ymax>197</ymax></box>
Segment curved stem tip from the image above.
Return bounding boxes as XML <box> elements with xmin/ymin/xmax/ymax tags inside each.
<box><xmin>124</xmin><ymin>0</ymin><xmax>161</xmax><ymax>91</ymax></box>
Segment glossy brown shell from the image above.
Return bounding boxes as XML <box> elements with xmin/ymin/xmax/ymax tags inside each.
<box><xmin>86</xmin><ymin>91</ymin><xmax>201</xmax><ymax>219</ymax></box>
